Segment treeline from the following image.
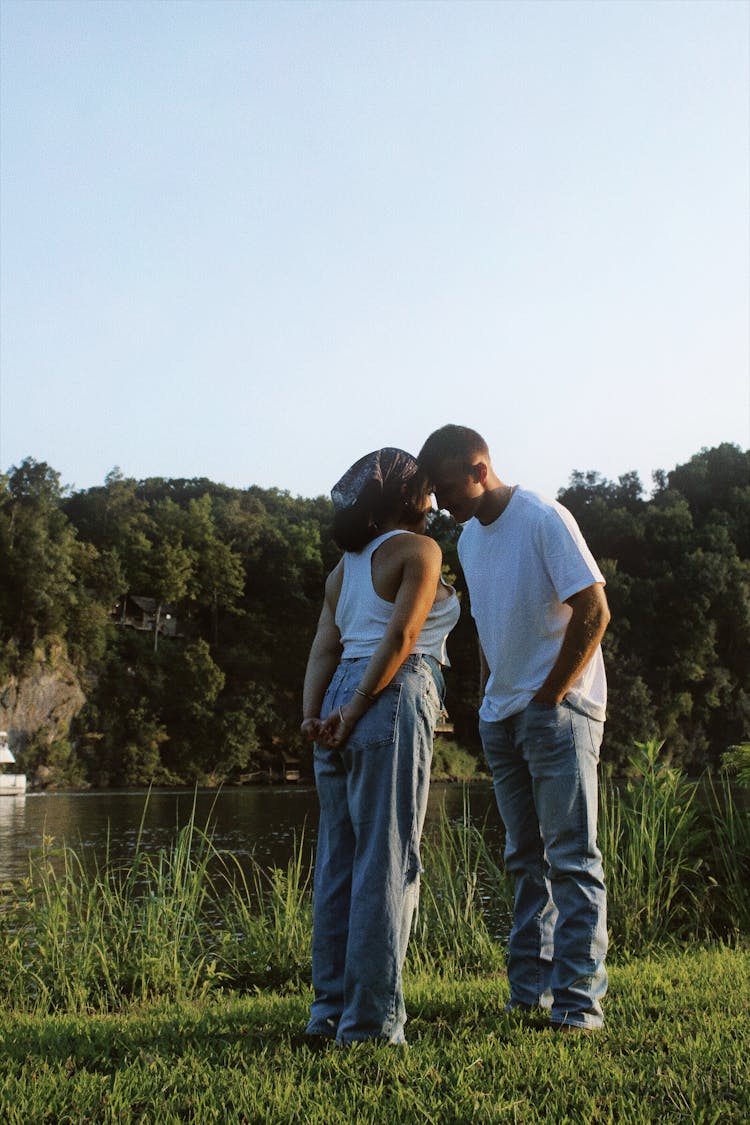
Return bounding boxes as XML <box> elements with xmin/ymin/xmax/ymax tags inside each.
<box><xmin>0</xmin><ymin>443</ymin><xmax>748</xmax><ymax>786</ymax></box>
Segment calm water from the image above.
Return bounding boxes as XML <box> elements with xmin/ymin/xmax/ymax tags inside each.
<box><xmin>0</xmin><ymin>783</ymin><xmax>502</xmax><ymax>883</ymax></box>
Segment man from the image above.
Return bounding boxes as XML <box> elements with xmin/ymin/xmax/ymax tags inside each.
<box><xmin>418</xmin><ymin>425</ymin><xmax>610</xmax><ymax>1031</ymax></box>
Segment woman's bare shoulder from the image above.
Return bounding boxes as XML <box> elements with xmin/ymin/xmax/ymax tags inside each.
<box><xmin>386</xmin><ymin>532</ymin><xmax>442</xmax><ymax>566</ymax></box>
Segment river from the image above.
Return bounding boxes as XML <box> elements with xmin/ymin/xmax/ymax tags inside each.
<box><xmin>0</xmin><ymin>782</ymin><xmax>502</xmax><ymax>883</ymax></box>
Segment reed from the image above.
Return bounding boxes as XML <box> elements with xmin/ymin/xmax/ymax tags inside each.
<box><xmin>0</xmin><ymin>756</ymin><xmax>748</xmax><ymax>1016</ymax></box>
<box><xmin>210</xmin><ymin>832</ymin><xmax>314</xmax><ymax>990</ymax></box>
<box><xmin>0</xmin><ymin>793</ymin><xmax>222</xmax><ymax>1011</ymax></box>
<box><xmin>599</xmin><ymin>740</ymin><xmax>708</xmax><ymax>952</ymax></box>
<box><xmin>412</xmin><ymin>790</ymin><xmax>510</xmax><ymax>974</ymax></box>
<box><xmin>703</xmin><ymin>771</ymin><xmax>750</xmax><ymax>937</ymax></box>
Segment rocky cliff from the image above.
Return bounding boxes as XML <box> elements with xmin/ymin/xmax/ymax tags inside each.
<box><xmin>0</xmin><ymin>647</ymin><xmax>86</xmax><ymax>757</ymax></box>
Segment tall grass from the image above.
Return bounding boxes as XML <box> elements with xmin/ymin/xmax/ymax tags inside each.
<box><xmin>598</xmin><ymin>739</ymin><xmax>750</xmax><ymax>952</ymax></box>
<box><xmin>210</xmin><ymin>831</ymin><xmax>313</xmax><ymax>991</ymax></box>
<box><xmin>704</xmin><ymin>771</ymin><xmax>750</xmax><ymax>937</ymax></box>
<box><xmin>413</xmin><ymin>791</ymin><xmax>510</xmax><ymax>974</ymax></box>
<box><xmin>599</xmin><ymin>740</ymin><xmax>708</xmax><ymax>952</ymax></box>
<box><xmin>0</xmin><ymin>751</ymin><xmax>748</xmax><ymax>1015</ymax></box>
<box><xmin>0</xmin><ymin>794</ymin><xmax>224</xmax><ymax>1011</ymax></box>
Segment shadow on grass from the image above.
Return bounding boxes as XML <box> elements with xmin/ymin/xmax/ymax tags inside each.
<box><xmin>0</xmin><ymin>972</ymin><xmax>532</xmax><ymax>1070</ymax></box>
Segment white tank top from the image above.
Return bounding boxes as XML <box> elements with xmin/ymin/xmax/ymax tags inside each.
<box><xmin>335</xmin><ymin>530</ymin><xmax>460</xmax><ymax>665</ymax></box>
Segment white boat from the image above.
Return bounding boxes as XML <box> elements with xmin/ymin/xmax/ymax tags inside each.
<box><xmin>0</xmin><ymin>731</ymin><xmax>26</xmax><ymax>794</ymax></box>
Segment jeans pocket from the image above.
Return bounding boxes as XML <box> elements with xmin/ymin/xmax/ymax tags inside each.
<box><xmin>522</xmin><ymin>701</ymin><xmax>570</xmax><ymax>750</ymax></box>
<box><xmin>348</xmin><ymin>682</ymin><xmax>403</xmax><ymax>750</ymax></box>
<box><xmin>524</xmin><ymin>701</ymin><xmax>564</xmax><ymax>726</ymax></box>
<box><xmin>522</xmin><ymin>702</ymin><xmax>578</xmax><ymax>772</ymax></box>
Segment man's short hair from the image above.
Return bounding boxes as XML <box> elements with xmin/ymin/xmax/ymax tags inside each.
<box><xmin>417</xmin><ymin>425</ymin><xmax>489</xmax><ymax>481</ymax></box>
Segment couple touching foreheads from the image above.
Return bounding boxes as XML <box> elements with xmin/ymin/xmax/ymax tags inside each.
<box><xmin>301</xmin><ymin>425</ymin><xmax>611</xmax><ymax>1046</ymax></box>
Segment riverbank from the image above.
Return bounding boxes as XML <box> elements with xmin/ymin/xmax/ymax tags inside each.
<box><xmin>1</xmin><ymin>749</ymin><xmax>748</xmax><ymax>1121</ymax></box>
<box><xmin>2</xmin><ymin>746</ymin><xmax>749</xmax><ymax>1007</ymax></box>
<box><xmin>2</xmin><ymin>733</ymin><xmax>487</xmax><ymax>791</ymax></box>
<box><xmin>0</xmin><ymin>946</ymin><xmax>747</xmax><ymax>1124</ymax></box>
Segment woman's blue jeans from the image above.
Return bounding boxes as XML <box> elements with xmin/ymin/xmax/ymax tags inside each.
<box><xmin>479</xmin><ymin>701</ymin><xmax>608</xmax><ymax>1029</ymax></box>
<box><xmin>306</xmin><ymin>654</ymin><xmax>444</xmax><ymax>1045</ymax></box>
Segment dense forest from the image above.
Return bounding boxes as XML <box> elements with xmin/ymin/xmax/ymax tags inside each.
<box><xmin>0</xmin><ymin>443</ymin><xmax>747</xmax><ymax>787</ymax></box>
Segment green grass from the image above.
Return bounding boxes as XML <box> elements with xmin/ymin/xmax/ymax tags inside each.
<box><xmin>0</xmin><ymin>812</ymin><xmax>316</xmax><ymax>1012</ymax></box>
<box><xmin>599</xmin><ymin>740</ymin><xmax>750</xmax><ymax>952</ymax></box>
<box><xmin>0</xmin><ymin>947</ymin><xmax>747</xmax><ymax>1123</ymax></box>
<box><xmin>599</xmin><ymin>740</ymin><xmax>707</xmax><ymax>952</ymax></box>
<box><xmin>0</xmin><ymin>759</ymin><xmax>748</xmax><ymax>1121</ymax></box>
<box><xmin>1</xmin><ymin>746</ymin><xmax>748</xmax><ymax>1015</ymax></box>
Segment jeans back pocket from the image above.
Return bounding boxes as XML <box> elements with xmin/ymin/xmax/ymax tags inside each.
<box><xmin>348</xmin><ymin>682</ymin><xmax>403</xmax><ymax>750</ymax></box>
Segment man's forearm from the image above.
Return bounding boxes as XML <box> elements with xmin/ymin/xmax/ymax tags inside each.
<box><xmin>533</xmin><ymin>585</ymin><xmax>610</xmax><ymax>705</ymax></box>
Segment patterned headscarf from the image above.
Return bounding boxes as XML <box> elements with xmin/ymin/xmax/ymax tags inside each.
<box><xmin>331</xmin><ymin>448</ymin><xmax>419</xmax><ymax>512</ymax></box>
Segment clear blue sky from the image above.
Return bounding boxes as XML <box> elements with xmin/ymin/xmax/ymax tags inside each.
<box><xmin>1</xmin><ymin>0</ymin><xmax>748</xmax><ymax>501</ymax></box>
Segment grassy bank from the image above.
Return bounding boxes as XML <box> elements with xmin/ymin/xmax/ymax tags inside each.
<box><xmin>0</xmin><ymin>742</ymin><xmax>748</xmax><ymax>1012</ymax></box>
<box><xmin>0</xmin><ymin>742</ymin><xmax>748</xmax><ymax>1120</ymax></box>
<box><xmin>0</xmin><ymin>947</ymin><xmax>748</xmax><ymax>1123</ymax></box>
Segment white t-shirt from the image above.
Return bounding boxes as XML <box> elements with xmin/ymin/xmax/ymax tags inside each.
<box><xmin>458</xmin><ymin>488</ymin><xmax>607</xmax><ymax>723</ymax></box>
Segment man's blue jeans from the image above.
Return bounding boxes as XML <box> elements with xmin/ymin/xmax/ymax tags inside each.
<box><xmin>480</xmin><ymin>701</ymin><xmax>608</xmax><ymax>1029</ymax></box>
<box><xmin>306</xmin><ymin>654</ymin><xmax>444</xmax><ymax>1045</ymax></box>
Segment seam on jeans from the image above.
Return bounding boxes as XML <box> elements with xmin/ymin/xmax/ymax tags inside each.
<box><xmin>574</xmin><ymin>744</ymin><xmax>587</xmax><ymax>849</ymax></box>
<box><xmin>584</xmin><ymin>715</ymin><xmax>601</xmax><ymax>762</ymax></box>
<box><xmin>399</xmin><ymin>728</ymin><xmax>421</xmax><ymax>893</ymax></box>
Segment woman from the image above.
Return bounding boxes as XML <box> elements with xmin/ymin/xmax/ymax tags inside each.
<box><xmin>301</xmin><ymin>448</ymin><xmax>460</xmax><ymax>1046</ymax></box>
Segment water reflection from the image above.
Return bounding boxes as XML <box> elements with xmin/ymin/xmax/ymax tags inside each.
<box><xmin>0</xmin><ymin>796</ymin><xmax>28</xmax><ymax>876</ymax></box>
<box><xmin>0</xmin><ymin>784</ymin><xmax>502</xmax><ymax>883</ymax></box>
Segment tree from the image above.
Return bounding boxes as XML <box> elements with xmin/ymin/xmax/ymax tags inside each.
<box><xmin>63</xmin><ymin>468</ymin><xmax>155</xmax><ymax>593</ymax></box>
<box><xmin>180</xmin><ymin>494</ymin><xmax>245</xmax><ymax>646</ymax></box>
<box><xmin>0</xmin><ymin>460</ymin><xmax>80</xmax><ymax>654</ymax></box>
<box><xmin>3</xmin><ymin>444</ymin><xmax>745</xmax><ymax>786</ymax></box>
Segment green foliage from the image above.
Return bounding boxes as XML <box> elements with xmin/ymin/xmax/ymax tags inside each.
<box><xmin>120</xmin><ymin>703</ymin><xmax>175</xmax><ymax>787</ymax></box>
<box><xmin>599</xmin><ymin>740</ymin><xmax>708</xmax><ymax>952</ymax></box>
<box><xmin>60</xmin><ymin>475</ymin><xmax>330</xmax><ymax>785</ymax></box>
<box><xmin>721</xmin><ymin>742</ymin><xmax>750</xmax><ymax>788</ymax></box>
<box><xmin>1</xmin><ymin>774</ymin><xmax>747</xmax><ymax>1022</ymax></box>
<box><xmin>704</xmin><ymin>772</ymin><xmax>750</xmax><ymax>936</ymax></box>
<box><xmin>555</xmin><ymin>443</ymin><xmax>750</xmax><ymax>772</ymax></box>
<box><xmin>16</xmin><ymin>729</ymin><xmax>88</xmax><ymax>790</ymax></box>
<box><xmin>431</xmin><ymin>739</ymin><xmax>483</xmax><ymax>781</ymax></box>
<box><xmin>0</xmin><ymin>460</ymin><xmax>80</xmax><ymax>659</ymax></box>
<box><xmin>1</xmin><ymin>443</ymin><xmax>748</xmax><ymax>786</ymax></box>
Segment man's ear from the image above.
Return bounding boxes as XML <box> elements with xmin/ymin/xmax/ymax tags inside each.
<box><xmin>471</xmin><ymin>461</ymin><xmax>488</xmax><ymax>485</ymax></box>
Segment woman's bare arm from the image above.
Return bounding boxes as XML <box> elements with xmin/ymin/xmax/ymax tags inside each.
<box><xmin>300</xmin><ymin>563</ymin><xmax>344</xmax><ymax>742</ymax></box>
<box><xmin>318</xmin><ymin>536</ymin><xmax>442</xmax><ymax>748</ymax></box>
